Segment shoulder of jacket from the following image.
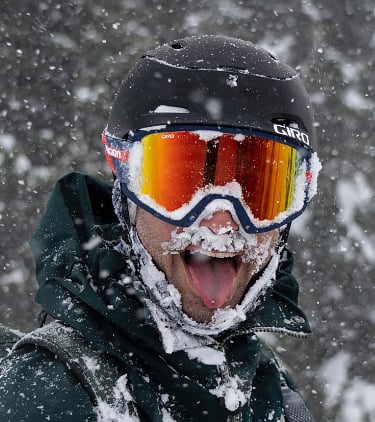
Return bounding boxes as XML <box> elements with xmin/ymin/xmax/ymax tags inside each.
<box><xmin>0</xmin><ymin>324</ymin><xmax>24</xmax><ymax>359</ymax></box>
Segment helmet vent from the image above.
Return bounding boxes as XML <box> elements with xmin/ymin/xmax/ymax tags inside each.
<box><xmin>170</xmin><ymin>42</ymin><xmax>184</xmax><ymax>50</ymax></box>
<box><xmin>267</xmin><ymin>52</ymin><xmax>278</xmax><ymax>62</ymax></box>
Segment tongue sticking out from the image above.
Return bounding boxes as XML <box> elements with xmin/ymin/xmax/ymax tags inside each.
<box><xmin>184</xmin><ymin>252</ymin><xmax>237</xmax><ymax>308</ymax></box>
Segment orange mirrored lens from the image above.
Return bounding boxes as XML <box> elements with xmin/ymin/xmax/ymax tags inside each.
<box><xmin>141</xmin><ymin>131</ymin><xmax>299</xmax><ymax>220</ymax></box>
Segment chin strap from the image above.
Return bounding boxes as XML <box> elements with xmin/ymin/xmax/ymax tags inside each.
<box><xmin>121</xmin><ymin>192</ymin><xmax>132</xmax><ymax>231</ymax></box>
<box><xmin>112</xmin><ymin>178</ymin><xmax>131</xmax><ymax>234</ymax></box>
<box><xmin>276</xmin><ymin>223</ymin><xmax>291</xmax><ymax>255</ymax></box>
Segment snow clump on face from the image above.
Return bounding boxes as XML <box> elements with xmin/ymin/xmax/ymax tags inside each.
<box><xmin>162</xmin><ymin>222</ymin><xmax>274</xmax><ymax>270</ymax></box>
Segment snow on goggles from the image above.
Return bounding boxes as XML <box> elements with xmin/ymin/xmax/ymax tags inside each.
<box><xmin>102</xmin><ymin>125</ymin><xmax>320</xmax><ymax>233</ymax></box>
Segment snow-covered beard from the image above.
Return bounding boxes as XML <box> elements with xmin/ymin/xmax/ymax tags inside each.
<box><xmin>112</xmin><ymin>180</ymin><xmax>282</xmax><ymax>352</ymax></box>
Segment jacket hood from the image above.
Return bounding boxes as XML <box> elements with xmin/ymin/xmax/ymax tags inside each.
<box><xmin>30</xmin><ymin>172</ymin><xmax>312</xmax><ymax>419</ymax></box>
<box><xmin>31</xmin><ymin>172</ymin><xmax>311</xmax><ymax>342</ymax></box>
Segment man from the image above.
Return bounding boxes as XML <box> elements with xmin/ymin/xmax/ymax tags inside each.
<box><xmin>0</xmin><ymin>35</ymin><xmax>320</xmax><ymax>421</ymax></box>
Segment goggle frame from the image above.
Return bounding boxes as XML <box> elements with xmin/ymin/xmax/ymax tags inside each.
<box><xmin>102</xmin><ymin>125</ymin><xmax>318</xmax><ymax>233</ymax></box>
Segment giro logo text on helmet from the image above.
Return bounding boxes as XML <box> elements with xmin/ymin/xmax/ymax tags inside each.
<box><xmin>273</xmin><ymin>123</ymin><xmax>310</xmax><ymax>145</ymax></box>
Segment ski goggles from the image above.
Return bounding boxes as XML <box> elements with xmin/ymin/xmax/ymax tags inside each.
<box><xmin>102</xmin><ymin>125</ymin><xmax>320</xmax><ymax>233</ymax></box>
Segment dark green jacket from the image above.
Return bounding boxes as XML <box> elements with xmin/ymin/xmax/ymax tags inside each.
<box><xmin>0</xmin><ymin>172</ymin><xmax>312</xmax><ymax>421</ymax></box>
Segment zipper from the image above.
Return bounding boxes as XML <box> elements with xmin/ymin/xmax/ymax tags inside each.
<box><xmin>251</xmin><ymin>326</ymin><xmax>311</xmax><ymax>339</ymax></box>
<box><xmin>215</xmin><ymin>326</ymin><xmax>310</xmax><ymax>421</ymax></box>
<box><xmin>217</xmin><ymin>358</ymin><xmax>243</xmax><ymax>422</ymax></box>
<box><xmin>218</xmin><ymin>326</ymin><xmax>310</xmax><ymax>345</ymax></box>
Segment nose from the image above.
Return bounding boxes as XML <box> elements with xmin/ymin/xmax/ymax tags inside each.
<box><xmin>199</xmin><ymin>210</ymin><xmax>239</xmax><ymax>234</ymax></box>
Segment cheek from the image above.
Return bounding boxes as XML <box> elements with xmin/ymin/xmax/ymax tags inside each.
<box><xmin>135</xmin><ymin>208</ymin><xmax>176</xmax><ymax>259</ymax></box>
<box><xmin>257</xmin><ymin>230</ymin><xmax>280</xmax><ymax>250</ymax></box>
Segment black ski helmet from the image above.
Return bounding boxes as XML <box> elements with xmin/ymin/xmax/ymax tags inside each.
<box><xmin>107</xmin><ymin>34</ymin><xmax>317</xmax><ymax>150</ymax></box>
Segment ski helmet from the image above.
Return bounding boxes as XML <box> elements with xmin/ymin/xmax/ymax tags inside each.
<box><xmin>107</xmin><ymin>34</ymin><xmax>317</xmax><ymax>150</ymax></box>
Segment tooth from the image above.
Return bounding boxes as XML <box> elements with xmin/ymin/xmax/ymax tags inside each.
<box><xmin>190</xmin><ymin>250</ymin><xmax>237</xmax><ymax>258</ymax></box>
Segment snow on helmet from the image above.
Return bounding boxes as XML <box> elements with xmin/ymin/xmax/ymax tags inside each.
<box><xmin>106</xmin><ymin>34</ymin><xmax>317</xmax><ymax>150</ymax></box>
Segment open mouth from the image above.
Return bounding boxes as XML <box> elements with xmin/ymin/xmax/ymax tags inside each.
<box><xmin>182</xmin><ymin>249</ymin><xmax>242</xmax><ymax>309</ymax></box>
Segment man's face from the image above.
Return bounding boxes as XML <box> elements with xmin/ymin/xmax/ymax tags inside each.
<box><xmin>136</xmin><ymin>207</ymin><xmax>280</xmax><ymax>323</ymax></box>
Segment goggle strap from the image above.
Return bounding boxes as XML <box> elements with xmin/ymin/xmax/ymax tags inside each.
<box><xmin>102</xmin><ymin>133</ymin><xmax>116</xmax><ymax>175</ymax></box>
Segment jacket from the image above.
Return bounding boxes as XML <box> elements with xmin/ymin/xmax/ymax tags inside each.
<box><xmin>0</xmin><ymin>172</ymin><xmax>313</xmax><ymax>421</ymax></box>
